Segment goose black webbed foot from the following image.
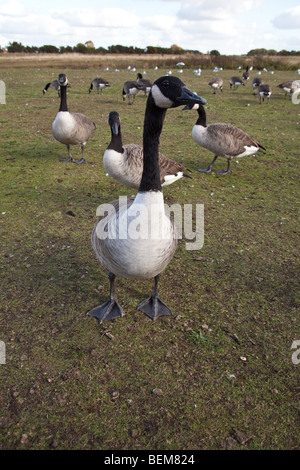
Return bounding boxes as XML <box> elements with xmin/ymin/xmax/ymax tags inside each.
<box><xmin>87</xmin><ymin>299</ymin><xmax>124</xmax><ymax>323</ymax></box>
<box><xmin>60</xmin><ymin>156</ymin><xmax>74</xmax><ymax>163</ymax></box>
<box><xmin>137</xmin><ymin>275</ymin><xmax>172</xmax><ymax>320</ymax></box>
<box><xmin>87</xmin><ymin>273</ymin><xmax>124</xmax><ymax>323</ymax></box>
<box><xmin>74</xmin><ymin>157</ymin><xmax>87</xmax><ymax>164</ymax></box>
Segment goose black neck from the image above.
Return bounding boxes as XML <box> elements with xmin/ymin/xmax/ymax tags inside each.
<box><xmin>59</xmin><ymin>85</ymin><xmax>68</xmax><ymax>112</ymax></box>
<box><xmin>138</xmin><ymin>93</ymin><xmax>166</xmax><ymax>192</ymax></box>
<box><xmin>107</xmin><ymin>124</ymin><xmax>124</xmax><ymax>153</ymax></box>
<box><xmin>196</xmin><ymin>105</ymin><xmax>207</xmax><ymax>127</ymax></box>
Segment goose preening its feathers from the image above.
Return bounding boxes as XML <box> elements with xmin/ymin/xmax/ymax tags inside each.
<box><xmin>89</xmin><ymin>78</ymin><xmax>110</xmax><ymax>94</ymax></box>
<box><xmin>136</xmin><ymin>73</ymin><xmax>153</xmax><ymax>96</ymax></box>
<box><xmin>52</xmin><ymin>73</ymin><xmax>96</xmax><ymax>164</ymax></box>
<box><xmin>103</xmin><ymin>111</ymin><xmax>190</xmax><ymax>189</ymax></box>
<box><xmin>88</xmin><ymin>76</ymin><xmax>206</xmax><ymax>323</ymax></box>
<box><xmin>183</xmin><ymin>103</ymin><xmax>266</xmax><ymax>175</ymax></box>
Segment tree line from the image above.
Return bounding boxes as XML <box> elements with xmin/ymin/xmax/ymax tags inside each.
<box><xmin>2</xmin><ymin>42</ymin><xmax>299</xmax><ymax>56</ymax></box>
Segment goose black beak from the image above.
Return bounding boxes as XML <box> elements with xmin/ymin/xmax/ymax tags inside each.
<box><xmin>112</xmin><ymin>123</ymin><xmax>119</xmax><ymax>135</ymax></box>
<box><xmin>178</xmin><ymin>87</ymin><xmax>206</xmax><ymax>106</ymax></box>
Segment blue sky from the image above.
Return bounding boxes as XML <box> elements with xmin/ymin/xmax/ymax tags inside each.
<box><xmin>0</xmin><ymin>0</ymin><xmax>299</xmax><ymax>54</ymax></box>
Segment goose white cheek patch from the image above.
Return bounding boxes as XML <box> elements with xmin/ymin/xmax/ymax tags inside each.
<box><xmin>151</xmin><ymin>84</ymin><xmax>173</xmax><ymax>108</ymax></box>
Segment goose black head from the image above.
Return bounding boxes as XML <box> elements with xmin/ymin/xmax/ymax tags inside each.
<box><xmin>58</xmin><ymin>73</ymin><xmax>68</xmax><ymax>87</ymax></box>
<box><xmin>108</xmin><ymin>111</ymin><xmax>120</xmax><ymax>135</ymax></box>
<box><xmin>151</xmin><ymin>76</ymin><xmax>206</xmax><ymax>109</ymax></box>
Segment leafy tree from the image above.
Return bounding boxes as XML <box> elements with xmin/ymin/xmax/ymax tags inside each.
<box><xmin>7</xmin><ymin>41</ymin><xmax>26</xmax><ymax>52</ymax></box>
<box><xmin>39</xmin><ymin>45</ymin><xmax>59</xmax><ymax>53</ymax></box>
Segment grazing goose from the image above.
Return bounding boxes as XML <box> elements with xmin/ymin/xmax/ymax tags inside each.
<box><xmin>52</xmin><ymin>73</ymin><xmax>96</xmax><ymax>164</ymax></box>
<box><xmin>230</xmin><ymin>76</ymin><xmax>245</xmax><ymax>89</ymax></box>
<box><xmin>252</xmin><ymin>77</ymin><xmax>263</xmax><ymax>94</ymax></box>
<box><xmin>89</xmin><ymin>78</ymin><xmax>110</xmax><ymax>94</ymax></box>
<box><xmin>122</xmin><ymin>80</ymin><xmax>144</xmax><ymax>104</ymax></box>
<box><xmin>136</xmin><ymin>72</ymin><xmax>153</xmax><ymax>96</ymax></box>
<box><xmin>208</xmin><ymin>77</ymin><xmax>223</xmax><ymax>94</ymax></box>
<box><xmin>278</xmin><ymin>80</ymin><xmax>300</xmax><ymax>99</ymax></box>
<box><xmin>183</xmin><ymin>103</ymin><xmax>266</xmax><ymax>175</ymax></box>
<box><xmin>258</xmin><ymin>84</ymin><xmax>272</xmax><ymax>104</ymax></box>
<box><xmin>88</xmin><ymin>76</ymin><xmax>206</xmax><ymax>323</ymax></box>
<box><xmin>103</xmin><ymin>111</ymin><xmax>190</xmax><ymax>189</ymax></box>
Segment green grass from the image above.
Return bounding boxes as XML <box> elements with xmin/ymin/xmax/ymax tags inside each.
<box><xmin>0</xmin><ymin>64</ymin><xmax>299</xmax><ymax>450</ymax></box>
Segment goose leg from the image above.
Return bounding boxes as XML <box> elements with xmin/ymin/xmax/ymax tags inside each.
<box><xmin>74</xmin><ymin>144</ymin><xmax>87</xmax><ymax>164</ymax></box>
<box><xmin>216</xmin><ymin>159</ymin><xmax>231</xmax><ymax>176</ymax></box>
<box><xmin>60</xmin><ymin>145</ymin><xmax>74</xmax><ymax>163</ymax></box>
<box><xmin>198</xmin><ymin>155</ymin><xmax>218</xmax><ymax>173</ymax></box>
<box><xmin>137</xmin><ymin>275</ymin><xmax>172</xmax><ymax>320</ymax></box>
<box><xmin>87</xmin><ymin>273</ymin><xmax>124</xmax><ymax>323</ymax></box>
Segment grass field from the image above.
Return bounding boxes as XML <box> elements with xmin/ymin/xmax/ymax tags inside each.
<box><xmin>0</xmin><ymin>59</ymin><xmax>299</xmax><ymax>450</ymax></box>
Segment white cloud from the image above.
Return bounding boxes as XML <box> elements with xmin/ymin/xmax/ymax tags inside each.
<box><xmin>272</xmin><ymin>6</ymin><xmax>300</xmax><ymax>29</ymax></box>
<box><xmin>0</xmin><ymin>0</ymin><xmax>26</xmax><ymax>17</ymax></box>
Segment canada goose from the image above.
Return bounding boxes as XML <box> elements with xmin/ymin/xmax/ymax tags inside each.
<box><xmin>208</xmin><ymin>77</ymin><xmax>223</xmax><ymax>93</ymax></box>
<box><xmin>258</xmin><ymin>84</ymin><xmax>272</xmax><ymax>104</ymax></box>
<box><xmin>183</xmin><ymin>103</ymin><xmax>266</xmax><ymax>175</ymax></box>
<box><xmin>242</xmin><ymin>71</ymin><xmax>250</xmax><ymax>80</ymax></box>
<box><xmin>252</xmin><ymin>77</ymin><xmax>263</xmax><ymax>94</ymax></box>
<box><xmin>89</xmin><ymin>78</ymin><xmax>110</xmax><ymax>94</ymax></box>
<box><xmin>43</xmin><ymin>79</ymin><xmax>70</xmax><ymax>97</ymax></box>
<box><xmin>52</xmin><ymin>73</ymin><xmax>96</xmax><ymax>164</ymax></box>
<box><xmin>88</xmin><ymin>76</ymin><xmax>206</xmax><ymax>323</ymax></box>
<box><xmin>103</xmin><ymin>111</ymin><xmax>190</xmax><ymax>189</ymax></box>
<box><xmin>230</xmin><ymin>76</ymin><xmax>245</xmax><ymax>89</ymax></box>
<box><xmin>122</xmin><ymin>80</ymin><xmax>144</xmax><ymax>104</ymax></box>
<box><xmin>278</xmin><ymin>80</ymin><xmax>300</xmax><ymax>98</ymax></box>
<box><xmin>136</xmin><ymin>73</ymin><xmax>153</xmax><ymax>96</ymax></box>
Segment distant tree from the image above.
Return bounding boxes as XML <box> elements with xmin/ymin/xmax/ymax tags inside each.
<box><xmin>170</xmin><ymin>44</ymin><xmax>184</xmax><ymax>53</ymax></box>
<box><xmin>73</xmin><ymin>43</ymin><xmax>88</xmax><ymax>53</ymax></box>
<box><xmin>39</xmin><ymin>45</ymin><xmax>59</xmax><ymax>53</ymax></box>
<box><xmin>7</xmin><ymin>41</ymin><xmax>26</xmax><ymax>52</ymax></box>
<box><xmin>60</xmin><ymin>45</ymin><xmax>73</xmax><ymax>53</ymax></box>
<box><xmin>85</xmin><ymin>41</ymin><xmax>95</xmax><ymax>49</ymax></box>
<box><xmin>210</xmin><ymin>49</ymin><xmax>220</xmax><ymax>56</ymax></box>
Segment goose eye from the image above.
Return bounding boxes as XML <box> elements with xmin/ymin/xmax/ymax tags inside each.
<box><xmin>162</xmin><ymin>80</ymin><xmax>169</xmax><ymax>87</ymax></box>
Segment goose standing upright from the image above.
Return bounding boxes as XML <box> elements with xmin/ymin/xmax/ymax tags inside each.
<box><xmin>103</xmin><ymin>111</ymin><xmax>190</xmax><ymax>189</ymax></box>
<box><xmin>52</xmin><ymin>74</ymin><xmax>96</xmax><ymax>164</ymax></box>
<box><xmin>88</xmin><ymin>76</ymin><xmax>206</xmax><ymax>323</ymax></box>
<box><xmin>183</xmin><ymin>103</ymin><xmax>266</xmax><ymax>175</ymax></box>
